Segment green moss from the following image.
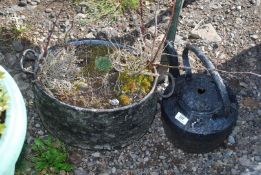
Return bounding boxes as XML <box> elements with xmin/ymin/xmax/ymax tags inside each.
<box><xmin>140</xmin><ymin>79</ymin><xmax>151</xmax><ymax>93</ymax></box>
<box><xmin>118</xmin><ymin>71</ymin><xmax>153</xmax><ymax>106</ymax></box>
<box><xmin>119</xmin><ymin>94</ymin><xmax>132</xmax><ymax>105</ymax></box>
<box><xmin>119</xmin><ymin>71</ymin><xmax>153</xmax><ymax>95</ymax></box>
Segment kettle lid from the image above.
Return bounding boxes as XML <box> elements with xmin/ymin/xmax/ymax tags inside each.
<box><xmin>177</xmin><ymin>74</ymin><xmax>224</xmax><ymax>115</ymax></box>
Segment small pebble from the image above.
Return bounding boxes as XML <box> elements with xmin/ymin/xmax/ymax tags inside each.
<box><xmin>250</xmin><ymin>34</ymin><xmax>259</xmax><ymax>40</ymax></box>
<box><xmin>37</xmin><ymin>130</ymin><xmax>44</xmax><ymax>136</ymax></box>
<box><xmin>144</xmin><ymin>157</ymin><xmax>149</xmax><ymax>162</ymax></box>
<box><xmin>92</xmin><ymin>152</ymin><xmax>101</xmax><ymax>158</ymax></box>
<box><xmin>73</xmin><ymin>167</ymin><xmax>87</xmax><ymax>175</ymax></box>
<box><xmin>159</xmin><ymin>156</ymin><xmax>166</xmax><ymax>160</ymax></box>
<box><xmin>111</xmin><ymin>167</ymin><xmax>116</xmax><ymax>173</ymax></box>
<box><xmin>228</xmin><ymin>135</ymin><xmax>236</xmax><ymax>145</ymax></box>
<box><xmin>29</xmin><ymin>1</ymin><xmax>37</xmax><ymax>6</ymax></box>
<box><xmin>250</xmin><ymin>0</ymin><xmax>257</xmax><ymax>5</ymax></box>
<box><xmin>236</xmin><ymin>6</ymin><xmax>242</xmax><ymax>10</ymax></box>
<box><xmin>109</xmin><ymin>99</ymin><xmax>119</xmax><ymax>106</ymax></box>
<box><xmin>18</xmin><ymin>0</ymin><xmax>27</xmax><ymax>7</ymax></box>
<box><xmin>45</xmin><ymin>8</ymin><xmax>52</xmax><ymax>13</ymax></box>
<box><xmin>32</xmin><ymin>0</ymin><xmax>41</xmax><ymax>4</ymax></box>
<box><xmin>12</xmin><ymin>40</ymin><xmax>24</xmax><ymax>52</ymax></box>
<box><xmin>150</xmin><ymin>172</ymin><xmax>159</xmax><ymax>175</ymax></box>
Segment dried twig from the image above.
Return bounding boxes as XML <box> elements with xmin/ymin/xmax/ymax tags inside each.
<box><xmin>42</xmin><ymin>1</ymin><xmax>66</xmax><ymax>59</ymax></box>
<box><xmin>63</xmin><ymin>20</ymin><xmax>74</xmax><ymax>44</ymax></box>
<box><xmin>150</xmin><ymin>0</ymin><xmax>176</xmax><ymax>64</ymax></box>
<box><xmin>139</xmin><ymin>0</ymin><xmax>145</xmax><ymax>35</ymax></box>
<box><xmin>154</xmin><ymin>63</ymin><xmax>261</xmax><ymax>78</ymax></box>
<box><xmin>151</xmin><ymin>0</ymin><xmax>160</xmax><ymax>55</ymax></box>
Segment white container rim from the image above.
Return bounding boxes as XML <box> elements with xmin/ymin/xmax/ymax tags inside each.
<box><xmin>0</xmin><ymin>66</ymin><xmax>27</xmax><ymax>175</ymax></box>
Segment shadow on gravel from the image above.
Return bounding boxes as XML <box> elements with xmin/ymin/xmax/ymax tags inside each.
<box><xmin>217</xmin><ymin>43</ymin><xmax>261</xmax><ymax>175</ymax></box>
<box><xmin>219</xmin><ymin>44</ymin><xmax>261</xmax><ymax>155</ymax></box>
<box><xmin>183</xmin><ymin>0</ymin><xmax>197</xmax><ymax>7</ymax></box>
<box><xmin>0</xmin><ymin>26</ymin><xmax>40</xmax><ymax>73</ymax></box>
<box><xmin>0</xmin><ymin>26</ymin><xmax>36</xmax><ymax>54</ymax></box>
<box><xmin>108</xmin><ymin>9</ymin><xmax>170</xmax><ymax>46</ymax></box>
<box><xmin>220</xmin><ymin>44</ymin><xmax>261</xmax><ymax>93</ymax></box>
<box><xmin>109</xmin><ymin>0</ymin><xmax>198</xmax><ymax>45</ymax></box>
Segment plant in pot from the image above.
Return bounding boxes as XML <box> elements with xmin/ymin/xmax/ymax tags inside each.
<box><xmin>20</xmin><ymin>0</ymin><xmax>183</xmax><ymax>150</ymax></box>
<box><xmin>0</xmin><ymin>66</ymin><xmax>27</xmax><ymax>175</ymax></box>
<box><xmin>21</xmin><ymin>39</ymin><xmax>159</xmax><ymax>150</ymax></box>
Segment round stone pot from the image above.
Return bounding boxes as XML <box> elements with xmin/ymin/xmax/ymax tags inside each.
<box><xmin>26</xmin><ymin>39</ymin><xmax>159</xmax><ymax>150</ymax></box>
<box><xmin>0</xmin><ymin>66</ymin><xmax>27</xmax><ymax>175</ymax></box>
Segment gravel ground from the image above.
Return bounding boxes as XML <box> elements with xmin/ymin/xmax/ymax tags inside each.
<box><xmin>0</xmin><ymin>0</ymin><xmax>261</xmax><ymax>175</ymax></box>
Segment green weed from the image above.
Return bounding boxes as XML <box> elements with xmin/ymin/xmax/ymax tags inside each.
<box><xmin>120</xmin><ymin>0</ymin><xmax>139</xmax><ymax>10</ymax></box>
<box><xmin>71</xmin><ymin>0</ymin><xmax>139</xmax><ymax>24</ymax></box>
<box><xmin>31</xmin><ymin>136</ymin><xmax>73</xmax><ymax>173</ymax></box>
<box><xmin>0</xmin><ymin>23</ymin><xmax>27</xmax><ymax>44</ymax></box>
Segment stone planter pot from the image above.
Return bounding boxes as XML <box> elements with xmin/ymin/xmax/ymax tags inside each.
<box><xmin>21</xmin><ymin>39</ymin><xmax>159</xmax><ymax>150</ymax></box>
<box><xmin>0</xmin><ymin>66</ymin><xmax>27</xmax><ymax>175</ymax></box>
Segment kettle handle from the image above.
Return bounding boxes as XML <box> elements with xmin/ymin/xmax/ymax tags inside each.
<box><xmin>182</xmin><ymin>44</ymin><xmax>230</xmax><ymax>115</ymax></box>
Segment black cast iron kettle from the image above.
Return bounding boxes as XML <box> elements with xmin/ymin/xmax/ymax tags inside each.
<box><xmin>161</xmin><ymin>44</ymin><xmax>238</xmax><ymax>153</ymax></box>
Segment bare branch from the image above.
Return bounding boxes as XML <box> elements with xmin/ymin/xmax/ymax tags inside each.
<box><xmin>42</xmin><ymin>1</ymin><xmax>66</xmax><ymax>59</ymax></box>
<box><xmin>154</xmin><ymin>63</ymin><xmax>261</xmax><ymax>78</ymax></box>
<box><xmin>150</xmin><ymin>0</ymin><xmax>176</xmax><ymax>64</ymax></box>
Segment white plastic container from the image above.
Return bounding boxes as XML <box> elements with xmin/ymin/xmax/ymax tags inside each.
<box><xmin>0</xmin><ymin>66</ymin><xmax>27</xmax><ymax>175</ymax></box>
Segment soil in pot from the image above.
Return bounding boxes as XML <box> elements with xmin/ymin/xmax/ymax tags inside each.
<box><xmin>37</xmin><ymin>43</ymin><xmax>155</xmax><ymax>109</ymax></box>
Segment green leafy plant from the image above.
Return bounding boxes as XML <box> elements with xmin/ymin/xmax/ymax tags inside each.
<box><xmin>0</xmin><ymin>21</ymin><xmax>27</xmax><ymax>43</ymax></box>
<box><xmin>0</xmin><ymin>124</ymin><xmax>5</xmax><ymax>135</ymax></box>
<box><xmin>0</xmin><ymin>90</ymin><xmax>8</xmax><ymax>135</ymax></box>
<box><xmin>120</xmin><ymin>0</ymin><xmax>139</xmax><ymax>10</ymax></box>
<box><xmin>0</xmin><ymin>71</ymin><xmax>8</xmax><ymax>136</ymax></box>
<box><xmin>95</xmin><ymin>56</ymin><xmax>112</xmax><ymax>72</ymax></box>
<box><xmin>70</xmin><ymin>0</ymin><xmax>120</xmax><ymax>24</ymax></box>
<box><xmin>31</xmin><ymin>136</ymin><xmax>73</xmax><ymax>173</ymax></box>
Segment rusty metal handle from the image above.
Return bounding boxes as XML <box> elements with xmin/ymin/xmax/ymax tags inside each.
<box><xmin>20</xmin><ymin>49</ymin><xmax>39</xmax><ymax>75</ymax></box>
<box><xmin>160</xmin><ymin>72</ymin><xmax>176</xmax><ymax>98</ymax></box>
